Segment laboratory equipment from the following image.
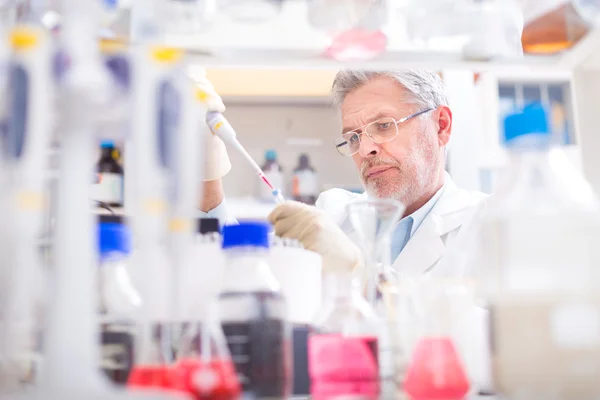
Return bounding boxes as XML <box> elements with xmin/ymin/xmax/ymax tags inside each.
<box><xmin>308</xmin><ymin>272</ymin><xmax>381</xmax><ymax>400</ymax></box>
<box><xmin>291</xmin><ymin>154</ymin><xmax>319</xmax><ymax>205</ymax></box>
<box><xmin>402</xmin><ymin>0</ymin><xmax>523</xmax><ymax>59</ymax></box>
<box><xmin>196</xmin><ymin>218</ymin><xmax>220</xmax><ymax>235</ymax></box>
<box><xmin>218</xmin><ymin>221</ymin><xmax>292</xmax><ymax>399</ymax></box>
<box><xmin>520</xmin><ymin>0</ymin><xmax>595</xmax><ymax>54</ymax></box>
<box><xmin>93</xmin><ymin>140</ymin><xmax>124</xmax><ymax>207</ymax></box>
<box><xmin>402</xmin><ymin>279</ymin><xmax>472</xmax><ymax>400</ymax></box>
<box><xmin>307</xmin><ymin>0</ymin><xmax>388</xmax><ymax>61</ymax></box>
<box><xmin>206</xmin><ymin>112</ymin><xmax>285</xmax><ymax>204</ymax></box>
<box><xmin>154</xmin><ymin>0</ymin><xmax>217</xmax><ymax>34</ymax></box>
<box><xmin>219</xmin><ymin>0</ymin><xmax>283</xmax><ymax>24</ymax></box>
<box><xmin>171</xmin><ymin>303</ymin><xmax>241</xmax><ymax>400</ymax></box>
<box><xmin>97</xmin><ymin>215</ymin><xmax>140</xmax><ymax>385</ymax></box>
<box><xmin>476</xmin><ymin>103</ymin><xmax>600</xmax><ymax>399</ymax></box>
<box><xmin>0</xmin><ymin>16</ymin><xmax>53</xmax><ymax>389</ymax></box>
<box><xmin>346</xmin><ymin>199</ymin><xmax>404</xmax><ymax>385</ymax></box>
<box><xmin>259</xmin><ymin>149</ymin><xmax>283</xmax><ymax>202</ymax></box>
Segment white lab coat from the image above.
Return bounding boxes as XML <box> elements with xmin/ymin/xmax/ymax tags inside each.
<box><xmin>316</xmin><ymin>174</ymin><xmax>493</xmax><ymax>392</ymax></box>
<box><xmin>316</xmin><ymin>174</ymin><xmax>488</xmax><ymax>277</ymax></box>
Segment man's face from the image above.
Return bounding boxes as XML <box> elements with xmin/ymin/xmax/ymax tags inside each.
<box><xmin>341</xmin><ymin>76</ymin><xmax>449</xmax><ymax>206</ymax></box>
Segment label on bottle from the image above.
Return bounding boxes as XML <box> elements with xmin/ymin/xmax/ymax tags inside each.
<box><xmin>100</xmin><ymin>323</ymin><xmax>135</xmax><ymax>385</ymax></box>
<box><xmin>92</xmin><ymin>172</ymin><xmax>123</xmax><ymax>205</ymax></box>
<box><xmin>221</xmin><ymin>319</ymin><xmax>289</xmax><ymax>397</ymax></box>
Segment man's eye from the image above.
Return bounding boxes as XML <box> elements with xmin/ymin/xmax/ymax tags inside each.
<box><xmin>349</xmin><ymin>134</ymin><xmax>360</xmax><ymax>144</ymax></box>
<box><xmin>378</xmin><ymin>122</ymin><xmax>393</xmax><ymax>130</ymax></box>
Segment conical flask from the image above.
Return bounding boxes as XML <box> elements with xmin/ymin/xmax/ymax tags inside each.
<box><xmin>346</xmin><ymin>199</ymin><xmax>404</xmax><ymax>306</ymax></box>
<box><xmin>171</xmin><ymin>302</ymin><xmax>240</xmax><ymax>400</ymax></box>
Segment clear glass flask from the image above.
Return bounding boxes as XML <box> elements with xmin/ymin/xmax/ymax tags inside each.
<box><xmin>476</xmin><ymin>103</ymin><xmax>600</xmax><ymax>399</ymax></box>
<box><xmin>171</xmin><ymin>302</ymin><xmax>241</xmax><ymax>400</ymax></box>
<box><xmin>308</xmin><ymin>272</ymin><xmax>381</xmax><ymax>400</ymax></box>
<box><xmin>97</xmin><ymin>215</ymin><xmax>141</xmax><ymax>385</ymax></box>
<box><xmin>218</xmin><ymin>221</ymin><xmax>292</xmax><ymax>399</ymax></box>
<box><xmin>346</xmin><ymin>199</ymin><xmax>404</xmax><ymax>385</ymax></box>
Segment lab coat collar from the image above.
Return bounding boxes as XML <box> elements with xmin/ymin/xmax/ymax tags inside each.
<box><xmin>391</xmin><ymin>174</ymin><xmax>486</xmax><ymax>277</ymax></box>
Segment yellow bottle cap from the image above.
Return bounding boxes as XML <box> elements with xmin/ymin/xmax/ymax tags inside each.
<box><xmin>150</xmin><ymin>46</ymin><xmax>183</xmax><ymax>64</ymax></box>
<box><xmin>9</xmin><ymin>27</ymin><xmax>39</xmax><ymax>50</ymax></box>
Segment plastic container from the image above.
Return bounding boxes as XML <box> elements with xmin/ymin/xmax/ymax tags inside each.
<box><xmin>477</xmin><ymin>103</ymin><xmax>600</xmax><ymax>399</ymax></box>
<box><xmin>218</xmin><ymin>221</ymin><xmax>292</xmax><ymax>399</ymax></box>
<box><xmin>97</xmin><ymin>215</ymin><xmax>141</xmax><ymax>385</ymax></box>
<box><xmin>308</xmin><ymin>273</ymin><xmax>381</xmax><ymax>400</ymax></box>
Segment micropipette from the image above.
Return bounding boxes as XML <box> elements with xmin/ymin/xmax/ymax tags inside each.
<box><xmin>206</xmin><ymin>112</ymin><xmax>286</xmax><ymax>204</ymax></box>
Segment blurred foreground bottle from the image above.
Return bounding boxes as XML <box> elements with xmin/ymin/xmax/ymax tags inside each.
<box><xmin>477</xmin><ymin>103</ymin><xmax>600</xmax><ymax>398</ymax></box>
<box><xmin>521</xmin><ymin>0</ymin><xmax>600</xmax><ymax>54</ymax></box>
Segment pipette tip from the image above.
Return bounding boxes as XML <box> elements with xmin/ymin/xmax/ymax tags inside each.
<box><xmin>272</xmin><ymin>189</ymin><xmax>285</xmax><ymax>204</ymax></box>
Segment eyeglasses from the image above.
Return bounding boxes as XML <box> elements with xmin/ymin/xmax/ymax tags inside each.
<box><xmin>334</xmin><ymin>108</ymin><xmax>434</xmax><ymax>156</ymax></box>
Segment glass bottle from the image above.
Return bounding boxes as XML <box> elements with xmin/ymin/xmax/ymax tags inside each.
<box><xmin>308</xmin><ymin>272</ymin><xmax>381</xmax><ymax>400</ymax></box>
<box><xmin>521</xmin><ymin>1</ymin><xmax>593</xmax><ymax>54</ymax></box>
<box><xmin>476</xmin><ymin>103</ymin><xmax>600</xmax><ymax>399</ymax></box>
<box><xmin>171</xmin><ymin>302</ymin><xmax>241</xmax><ymax>400</ymax></box>
<box><xmin>97</xmin><ymin>215</ymin><xmax>141</xmax><ymax>385</ymax></box>
<box><xmin>218</xmin><ymin>221</ymin><xmax>292</xmax><ymax>399</ymax></box>
<box><xmin>93</xmin><ymin>139</ymin><xmax>124</xmax><ymax>208</ymax></box>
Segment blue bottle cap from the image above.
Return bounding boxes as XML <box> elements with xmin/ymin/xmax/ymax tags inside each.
<box><xmin>98</xmin><ymin>220</ymin><xmax>132</xmax><ymax>259</ymax></box>
<box><xmin>222</xmin><ymin>221</ymin><xmax>271</xmax><ymax>249</ymax></box>
<box><xmin>503</xmin><ymin>102</ymin><xmax>550</xmax><ymax>144</ymax></box>
<box><xmin>100</xmin><ymin>139</ymin><xmax>115</xmax><ymax>148</ymax></box>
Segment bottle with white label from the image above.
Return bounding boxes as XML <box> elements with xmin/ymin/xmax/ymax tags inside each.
<box><xmin>93</xmin><ymin>139</ymin><xmax>124</xmax><ymax>207</ymax></box>
<box><xmin>476</xmin><ymin>103</ymin><xmax>600</xmax><ymax>399</ymax></box>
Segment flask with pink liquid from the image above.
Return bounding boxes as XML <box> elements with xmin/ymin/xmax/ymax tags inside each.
<box><xmin>308</xmin><ymin>273</ymin><xmax>382</xmax><ymax>400</ymax></box>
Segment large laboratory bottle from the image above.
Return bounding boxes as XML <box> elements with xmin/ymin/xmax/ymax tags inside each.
<box><xmin>308</xmin><ymin>273</ymin><xmax>381</xmax><ymax>400</ymax></box>
<box><xmin>218</xmin><ymin>221</ymin><xmax>292</xmax><ymax>399</ymax></box>
<box><xmin>97</xmin><ymin>215</ymin><xmax>141</xmax><ymax>385</ymax></box>
<box><xmin>477</xmin><ymin>103</ymin><xmax>600</xmax><ymax>398</ymax></box>
<box><xmin>521</xmin><ymin>0</ymin><xmax>597</xmax><ymax>54</ymax></box>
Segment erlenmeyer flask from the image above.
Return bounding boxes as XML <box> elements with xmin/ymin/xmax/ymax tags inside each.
<box><xmin>308</xmin><ymin>272</ymin><xmax>381</xmax><ymax>400</ymax></box>
<box><xmin>127</xmin><ymin>323</ymin><xmax>174</xmax><ymax>391</ymax></box>
<box><xmin>307</xmin><ymin>0</ymin><xmax>388</xmax><ymax>61</ymax></box>
<box><xmin>171</xmin><ymin>303</ymin><xmax>240</xmax><ymax>400</ymax></box>
<box><xmin>346</xmin><ymin>199</ymin><xmax>404</xmax><ymax>305</ymax></box>
<box><xmin>403</xmin><ymin>279</ymin><xmax>472</xmax><ymax>400</ymax></box>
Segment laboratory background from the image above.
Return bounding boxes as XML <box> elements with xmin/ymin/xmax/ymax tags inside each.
<box><xmin>1</xmin><ymin>1</ymin><xmax>600</xmax><ymax>400</ymax></box>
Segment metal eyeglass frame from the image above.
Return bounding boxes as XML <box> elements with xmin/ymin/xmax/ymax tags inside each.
<box><xmin>334</xmin><ymin>108</ymin><xmax>434</xmax><ymax>156</ymax></box>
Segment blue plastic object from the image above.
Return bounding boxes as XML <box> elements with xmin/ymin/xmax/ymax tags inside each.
<box><xmin>265</xmin><ymin>149</ymin><xmax>277</xmax><ymax>162</ymax></box>
<box><xmin>222</xmin><ymin>221</ymin><xmax>271</xmax><ymax>249</ymax></box>
<box><xmin>98</xmin><ymin>221</ymin><xmax>132</xmax><ymax>258</ymax></box>
<box><xmin>503</xmin><ymin>102</ymin><xmax>550</xmax><ymax>144</ymax></box>
<box><xmin>100</xmin><ymin>139</ymin><xmax>115</xmax><ymax>148</ymax></box>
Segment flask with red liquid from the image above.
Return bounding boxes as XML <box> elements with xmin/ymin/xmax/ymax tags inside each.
<box><xmin>170</xmin><ymin>302</ymin><xmax>241</xmax><ymax>400</ymax></box>
<box><xmin>127</xmin><ymin>323</ymin><xmax>175</xmax><ymax>391</ymax></box>
<box><xmin>403</xmin><ymin>279</ymin><xmax>472</xmax><ymax>400</ymax></box>
<box><xmin>308</xmin><ymin>272</ymin><xmax>382</xmax><ymax>400</ymax></box>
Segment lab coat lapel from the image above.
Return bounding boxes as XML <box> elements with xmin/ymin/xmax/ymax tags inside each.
<box><xmin>392</xmin><ymin>213</ymin><xmax>445</xmax><ymax>277</ymax></box>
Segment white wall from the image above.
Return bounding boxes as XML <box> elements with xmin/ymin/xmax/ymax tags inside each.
<box><xmin>220</xmin><ymin>101</ymin><xmax>363</xmax><ymax>199</ymax></box>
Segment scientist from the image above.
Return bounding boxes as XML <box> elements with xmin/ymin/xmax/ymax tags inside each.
<box><xmin>198</xmin><ymin>69</ymin><xmax>486</xmax><ymax>276</ymax></box>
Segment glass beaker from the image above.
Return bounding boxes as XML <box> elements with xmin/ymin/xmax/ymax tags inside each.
<box><xmin>309</xmin><ymin>272</ymin><xmax>381</xmax><ymax>400</ymax></box>
<box><xmin>171</xmin><ymin>302</ymin><xmax>240</xmax><ymax>400</ymax></box>
<box><xmin>402</xmin><ymin>279</ymin><xmax>473</xmax><ymax>400</ymax></box>
<box><xmin>307</xmin><ymin>0</ymin><xmax>388</xmax><ymax>61</ymax></box>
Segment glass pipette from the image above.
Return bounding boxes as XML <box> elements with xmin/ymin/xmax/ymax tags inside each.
<box><xmin>206</xmin><ymin>112</ymin><xmax>286</xmax><ymax>204</ymax></box>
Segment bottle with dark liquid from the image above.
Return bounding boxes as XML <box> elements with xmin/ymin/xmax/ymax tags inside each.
<box><xmin>218</xmin><ymin>222</ymin><xmax>292</xmax><ymax>399</ymax></box>
<box><xmin>97</xmin><ymin>215</ymin><xmax>140</xmax><ymax>385</ymax></box>
<box><xmin>94</xmin><ymin>139</ymin><xmax>124</xmax><ymax>207</ymax></box>
<box><xmin>308</xmin><ymin>273</ymin><xmax>382</xmax><ymax>400</ymax></box>
<box><xmin>522</xmin><ymin>1</ymin><xmax>593</xmax><ymax>54</ymax></box>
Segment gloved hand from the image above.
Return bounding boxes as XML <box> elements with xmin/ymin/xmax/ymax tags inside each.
<box><xmin>268</xmin><ymin>201</ymin><xmax>363</xmax><ymax>273</ymax></box>
<box><xmin>195</xmin><ymin>69</ymin><xmax>231</xmax><ymax>181</ymax></box>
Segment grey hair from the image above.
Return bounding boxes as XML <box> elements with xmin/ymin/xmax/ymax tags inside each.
<box><xmin>331</xmin><ymin>70</ymin><xmax>449</xmax><ymax>112</ymax></box>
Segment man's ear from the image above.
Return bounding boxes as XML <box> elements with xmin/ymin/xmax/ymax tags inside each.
<box><xmin>437</xmin><ymin>105</ymin><xmax>452</xmax><ymax>147</ymax></box>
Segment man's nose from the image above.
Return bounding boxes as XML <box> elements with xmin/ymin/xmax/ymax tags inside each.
<box><xmin>358</xmin><ymin>134</ymin><xmax>379</xmax><ymax>157</ymax></box>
